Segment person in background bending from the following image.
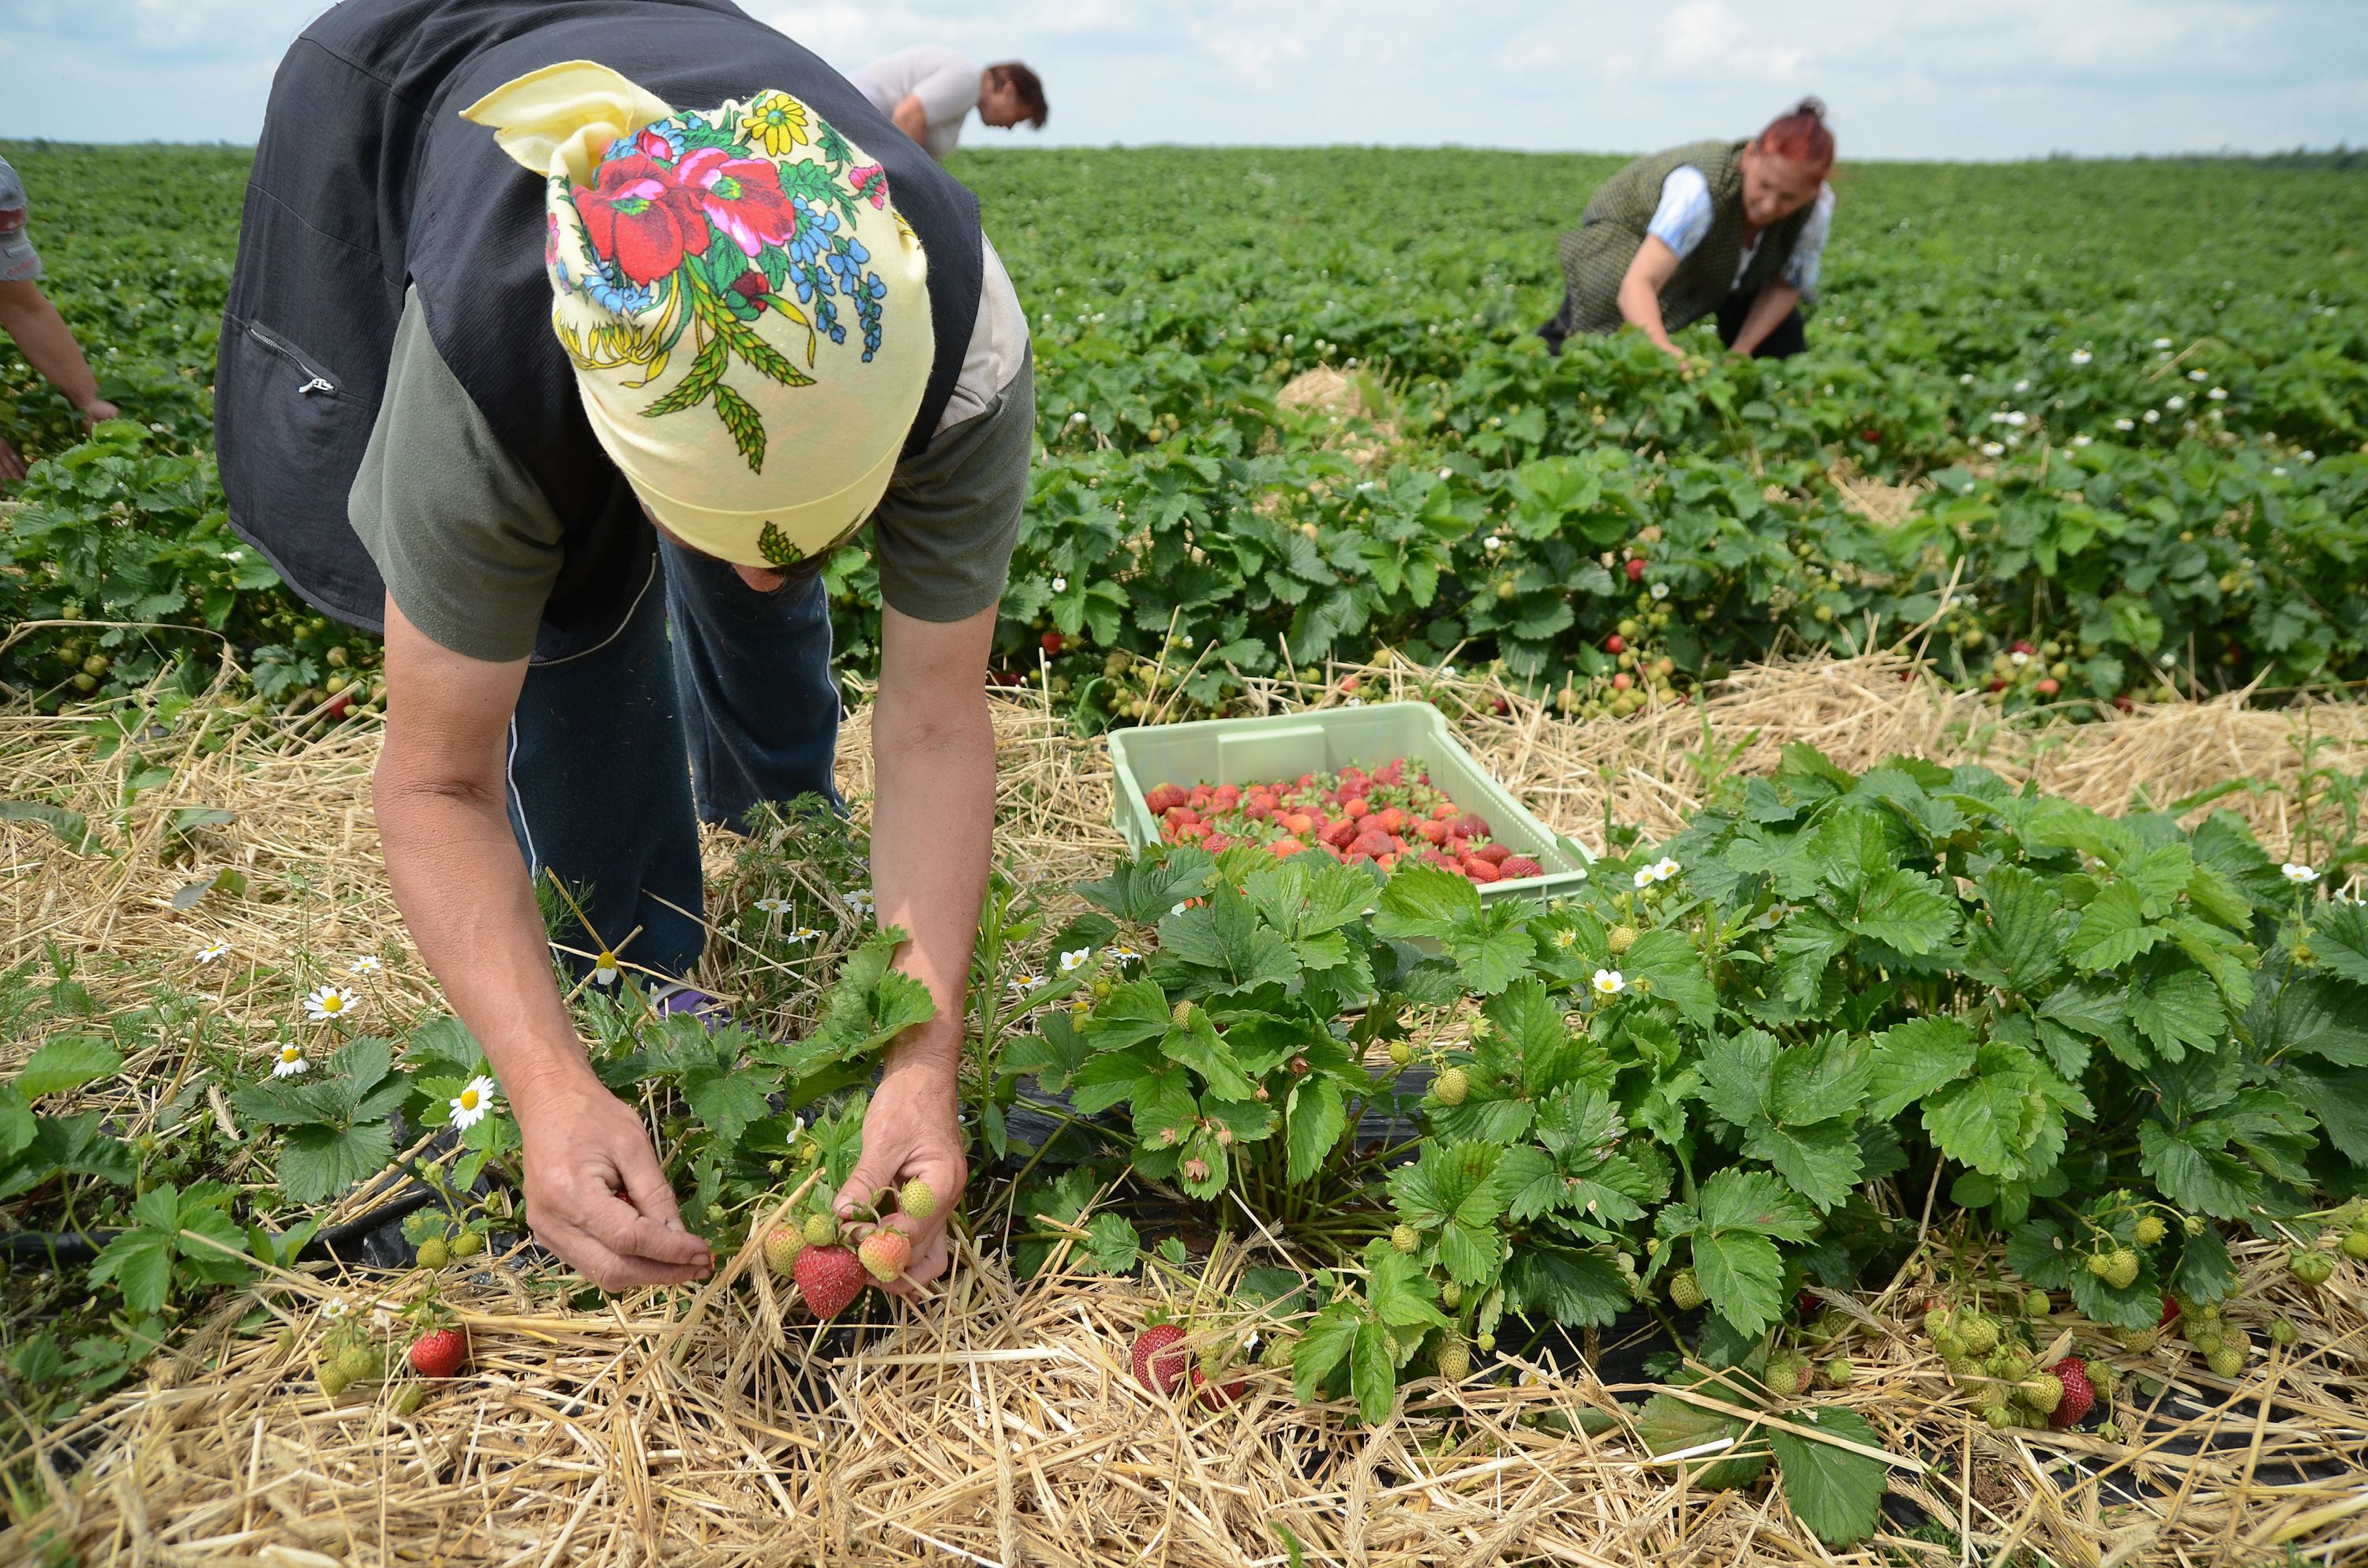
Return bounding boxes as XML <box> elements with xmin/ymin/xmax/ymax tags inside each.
<box><xmin>1538</xmin><ymin>98</ymin><xmax>1837</xmax><ymax>363</ymax></box>
<box><xmin>848</xmin><ymin>49</ymin><xmax>1047</xmax><ymax>163</ymax></box>
<box><xmin>0</xmin><ymin>153</ymin><xmax>118</xmax><ymax>481</ymax></box>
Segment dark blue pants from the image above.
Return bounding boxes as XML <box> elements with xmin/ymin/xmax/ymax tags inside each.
<box><xmin>503</xmin><ymin>539</ymin><xmax>841</xmax><ymax>981</ymax></box>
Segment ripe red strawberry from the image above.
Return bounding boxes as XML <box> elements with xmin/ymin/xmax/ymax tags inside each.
<box><xmin>1462</xmin><ymin>856</ymin><xmax>1501</xmax><ymax>883</ymax></box>
<box><xmin>1040</xmin><ymin>631</ymin><xmax>1065</xmax><ymax>655</ymax></box>
<box><xmin>2048</xmin><ymin>1356</ymin><xmax>2095</xmax><ymax>1428</ymax></box>
<box><xmin>1471</xmin><ymin>843</ymin><xmax>1512</xmax><ymax>866</ymax></box>
<box><xmin>1500</xmin><ymin>855</ymin><xmax>1544</xmax><ymax>879</ymax></box>
<box><xmin>794</xmin><ymin>1244</ymin><xmax>869</xmax><ymax>1319</ymax></box>
<box><xmin>1354</xmin><ymin>829</ymin><xmax>1396</xmax><ymax>859</ymax></box>
<box><xmin>858</xmin><ymin>1227</ymin><xmax>912</xmax><ymax>1283</ymax></box>
<box><xmin>1145</xmin><ymin>784</ymin><xmax>1186</xmax><ymax>814</ymax></box>
<box><xmin>1190</xmin><ymin>1364</ymin><xmax>1247</xmax><ymax>1409</ymax></box>
<box><xmin>1453</xmin><ymin>813</ymin><xmax>1492</xmax><ymax>839</ymax></box>
<box><xmin>1603</xmin><ymin>634</ymin><xmax>1626</xmax><ymax>654</ymax></box>
<box><xmin>408</xmin><ymin>1327</ymin><xmax>467</xmax><ymax>1379</ymax></box>
<box><xmin>1625</xmin><ymin>557</ymin><xmax>1647</xmax><ymax>582</ymax></box>
<box><xmin>1131</xmin><ymin>1324</ymin><xmax>1191</xmax><ymax>1394</ymax></box>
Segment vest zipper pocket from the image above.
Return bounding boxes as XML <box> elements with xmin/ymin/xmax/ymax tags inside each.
<box><xmin>245</xmin><ymin>323</ymin><xmax>339</xmax><ymax>396</ymax></box>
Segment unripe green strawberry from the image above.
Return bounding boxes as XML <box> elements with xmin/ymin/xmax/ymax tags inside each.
<box><xmin>2290</xmin><ymin>1251</ymin><xmax>2334</xmax><ymax>1286</ymax></box>
<box><xmin>1260</xmin><ymin>1334</ymin><xmax>1295</xmax><ymax>1369</ymax></box>
<box><xmin>1922</xmin><ymin>1305</ymin><xmax>1954</xmax><ymax>1338</ymax></box>
<box><xmin>1935</xmin><ymin>1329</ymin><xmax>1967</xmax><ymax>1362</ymax></box>
<box><xmin>1958</xmin><ymin>1313</ymin><xmax>2000</xmax><ymax>1356</ymax></box>
<box><xmin>1763</xmin><ymin>1352</ymin><xmax>1811</xmax><ymax>1398</ymax></box>
<box><xmin>1440</xmin><ymin>1278</ymin><xmax>1462</xmax><ymax>1309</ymax></box>
<box><xmin>2114</xmin><ymin>1325</ymin><xmax>2163</xmax><ymax>1354</ymax></box>
<box><xmin>2022</xmin><ymin>1288</ymin><xmax>2051</xmax><ymax>1319</ymax></box>
<box><xmin>898</xmin><ymin>1177</ymin><xmax>939</xmax><ymax>1222</ymax></box>
<box><xmin>2344</xmin><ymin>1227</ymin><xmax>2368</xmax><ymax>1261</ymax></box>
<box><xmin>2096</xmin><ymin>1420</ymin><xmax>2123</xmax><ymax>1443</ymax></box>
<box><xmin>451</xmin><ymin>1231</ymin><xmax>485</xmax><ymax>1259</ymax></box>
<box><xmin>761</xmin><ymin>1224</ymin><xmax>805</xmax><ymax>1276</ymax></box>
<box><xmin>1607</xmin><ymin>924</ymin><xmax>1638</xmax><ymax>955</ymax></box>
<box><xmin>2134</xmin><ymin>1215</ymin><xmax>2167</xmax><ymax>1246</ymax></box>
<box><xmin>2188</xmin><ymin>1327</ymin><xmax>2224</xmax><ymax>1357</ymax></box>
<box><xmin>1432</xmin><ymin>1066</ymin><xmax>1469</xmax><ymax>1106</ymax></box>
<box><xmin>393</xmin><ymin>1382</ymin><xmax>428</xmax><ymax>1417</ymax></box>
<box><xmin>804</xmin><ymin>1211</ymin><xmax>841</xmax><ymax>1248</ymax></box>
<box><xmin>2269</xmin><ymin>1317</ymin><xmax>2299</xmax><ymax>1347</ymax></box>
<box><xmin>1435</xmin><ymin>1338</ymin><xmax>1471</xmax><ymax>1382</ymax></box>
<box><xmin>1391</xmin><ymin>1223</ymin><xmax>1421</xmax><ymax>1255</ymax></box>
<box><xmin>1388</xmin><ymin>1039</ymin><xmax>1414</xmax><ymax>1067</ymax></box>
<box><xmin>2207</xmin><ymin>1342</ymin><xmax>2246</xmax><ymax>1379</ymax></box>
<box><xmin>1823</xmin><ymin>1357</ymin><xmax>1855</xmax><ymax>1389</ymax></box>
<box><xmin>2086</xmin><ymin>1251</ymin><xmax>2117</xmax><ymax>1279</ymax></box>
<box><xmin>319</xmin><ymin>1364</ymin><xmax>350</xmax><ymax>1398</ymax></box>
<box><xmin>1808</xmin><ymin>1308</ymin><xmax>1849</xmax><ymax>1342</ymax></box>
<box><xmin>2019</xmin><ymin>1374</ymin><xmax>2063</xmax><ymax>1415</ymax></box>
<box><xmin>415</xmin><ymin>1237</ymin><xmax>450</xmax><ymax>1269</ymax></box>
<box><xmin>335</xmin><ymin>1345</ymin><xmax>382</xmax><ymax>1383</ymax></box>
<box><xmin>1996</xmin><ymin>1347</ymin><xmax>2035</xmax><ymax>1383</ymax></box>
<box><xmin>2106</xmin><ymin>1248</ymin><xmax>2141</xmax><ymax>1289</ymax></box>
<box><xmin>1668</xmin><ymin>1268</ymin><xmax>1704</xmax><ymax>1311</ymax></box>
<box><xmin>1983</xmin><ymin>1401</ymin><xmax>2014</xmax><ymax>1430</ymax></box>
<box><xmin>1475</xmin><ymin>1332</ymin><xmax>1495</xmax><ymax>1353</ymax></box>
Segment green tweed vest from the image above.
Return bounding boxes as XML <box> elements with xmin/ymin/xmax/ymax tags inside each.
<box><xmin>1553</xmin><ymin>140</ymin><xmax>1814</xmax><ymax>337</ymax></box>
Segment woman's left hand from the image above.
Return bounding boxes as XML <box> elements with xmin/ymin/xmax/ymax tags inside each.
<box><xmin>834</xmin><ymin>1056</ymin><xmax>969</xmax><ymax>1298</ymax></box>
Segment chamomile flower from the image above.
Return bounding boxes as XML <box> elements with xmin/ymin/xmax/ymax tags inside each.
<box><xmin>2072</xmin><ymin>434</ymin><xmax>2093</xmax><ymax>447</ymax></box>
<box><xmin>2115</xmin><ymin>417</ymin><xmax>2134</xmax><ymax>431</ymax></box>
<box><xmin>449</xmin><ymin>1075</ymin><xmax>500</xmax><ymax>1131</ymax></box>
<box><xmin>2070</xmin><ymin>349</ymin><xmax>2092</xmax><ymax>365</ymax></box>
<box><xmin>196</xmin><ymin>939</ymin><xmax>231</xmax><ymax>965</ymax></box>
<box><xmin>1958</xmin><ymin>372</ymin><xmax>1973</xmax><ymax>384</ymax></box>
<box><xmin>1438</xmin><ymin>467</ymin><xmax>1453</xmax><ymax>481</ymax></box>
<box><xmin>2153</xmin><ymin>337</ymin><xmax>2172</xmax><ymax>348</ymax></box>
<box><xmin>785</xmin><ymin>926</ymin><xmax>819</xmax><ymax>945</ymax></box>
<box><xmin>2187</xmin><ymin>368</ymin><xmax>2208</xmax><ymax>382</ymax></box>
<box><xmin>322</xmin><ymin>1298</ymin><xmax>350</xmax><ymax>1320</ymax></box>
<box><xmin>1058</xmin><ymin>947</ymin><xmax>1093</xmax><ymax>973</ymax></box>
<box><xmin>2003</xmin><ymin>410</ymin><xmax>2027</xmax><ymax>427</ymax></box>
<box><xmin>841</xmin><ymin>888</ymin><xmax>875</xmax><ymax>916</ymax></box>
<box><xmin>754</xmin><ymin>896</ymin><xmax>791</xmax><ymax>915</ymax></box>
<box><xmin>591</xmin><ymin>950</ymin><xmax>620</xmax><ymax>986</ymax></box>
<box><xmin>2208</xmin><ymin>387</ymin><xmax>2226</xmax><ymax>401</ymax></box>
<box><xmin>2014</xmin><ymin>378</ymin><xmax>2031</xmax><ymax>392</ymax></box>
<box><xmin>1591</xmin><ymin>968</ymin><xmax>1627</xmax><ymax>997</ymax></box>
<box><xmin>1650</xmin><ymin>582</ymin><xmax>1669</xmax><ymax>601</ymax></box>
<box><xmin>1982</xmin><ymin>442</ymin><xmax>2005</xmax><ymax>457</ymax></box>
<box><xmin>303</xmin><ymin>985</ymin><xmax>358</xmax><ymax>1022</ymax></box>
<box><xmin>2010</xmin><ymin>649</ymin><xmax>2030</xmax><ymax>666</ymax></box>
<box><xmin>2165</xmin><ymin>395</ymin><xmax>2185</xmax><ymax>410</ymax></box>
<box><xmin>272</xmin><ymin>1043</ymin><xmax>309</xmax><ymax>1078</ymax></box>
<box><xmin>347</xmin><ymin>955</ymin><xmax>382</xmax><ymax>975</ymax></box>
<box><xmin>2282</xmin><ymin>863</ymin><xmax>2321</xmax><ymax>885</ymax></box>
<box><xmin>1068</xmin><ymin>410</ymin><xmax>1087</xmax><ymax>425</ymax></box>
<box><xmin>2144</xmin><ymin>410</ymin><xmax>2160</xmax><ymax>424</ymax></box>
<box><xmin>1009</xmin><ymin>973</ymin><xmax>1047</xmax><ymax>996</ymax></box>
<box><xmin>1441</xmin><ymin>665</ymin><xmax>1457</xmax><ymax>679</ymax></box>
<box><xmin>1108</xmin><ymin>945</ymin><xmax>1142</xmax><ymax>964</ymax></box>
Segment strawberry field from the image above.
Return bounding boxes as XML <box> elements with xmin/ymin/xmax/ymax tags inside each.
<box><xmin>4</xmin><ymin>141</ymin><xmax>2368</xmax><ymax>1564</ymax></box>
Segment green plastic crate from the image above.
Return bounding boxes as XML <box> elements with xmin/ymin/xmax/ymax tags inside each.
<box><xmin>1106</xmin><ymin>702</ymin><xmax>1594</xmax><ymax>901</ymax></box>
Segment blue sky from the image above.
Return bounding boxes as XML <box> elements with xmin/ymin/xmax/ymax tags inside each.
<box><xmin>2</xmin><ymin>0</ymin><xmax>2362</xmax><ymax>157</ymax></box>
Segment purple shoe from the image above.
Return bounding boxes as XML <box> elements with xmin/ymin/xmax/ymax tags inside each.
<box><xmin>652</xmin><ymin>982</ymin><xmax>733</xmax><ymax>1029</ymax></box>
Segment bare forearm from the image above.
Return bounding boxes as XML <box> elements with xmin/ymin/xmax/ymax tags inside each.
<box><xmin>1731</xmin><ymin>280</ymin><xmax>1800</xmax><ymax>357</ymax></box>
<box><xmin>1617</xmin><ymin>276</ymin><xmax>1679</xmax><ymax>355</ymax></box>
<box><xmin>868</xmin><ymin>684</ymin><xmax>994</xmax><ymax>1083</ymax></box>
<box><xmin>0</xmin><ymin>289</ymin><xmax>102</xmax><ymax>412</ymax></box>
<box><xmin>373</xmin><ymin>767</ymin><xmax>589</xmax><ymax>1099</ymax></box>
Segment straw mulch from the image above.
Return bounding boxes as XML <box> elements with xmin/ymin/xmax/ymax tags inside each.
<box><xmin>1274</xmin><ymin>364</ymin><xmax>1400</xmax><ymax>470</ymax></box>
<box><xmin>6</xmin><ymin>654</ymin><xmax>2368</xmax><ymax>1566</ymax></box>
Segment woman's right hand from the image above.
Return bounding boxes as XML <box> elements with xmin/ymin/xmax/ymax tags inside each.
<box><xmin>516</xmin><ymin>1068</ymin><xmax>714</xmax><ymax>1290</ymax></box>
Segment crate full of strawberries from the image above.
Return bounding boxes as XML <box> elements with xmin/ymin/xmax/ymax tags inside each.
<box><xmin>1107</xmin><ymin>702</ymin><xmax>1590</xmax><ymax>901</ymax></box>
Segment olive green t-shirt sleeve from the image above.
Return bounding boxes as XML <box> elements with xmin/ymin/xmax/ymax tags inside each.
<box><xmin>347</xmin><ymin>286</ymin><xmax>562</xmax><ymax>663</ymax></box>
<box><xmin>870</xmin><ymin>346</ymin><xmax>1034</xmax><ymax>623</ymax></box>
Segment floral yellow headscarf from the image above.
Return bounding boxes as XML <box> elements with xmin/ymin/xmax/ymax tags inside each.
<box><xmin>464</xmin><ymin>62</ymin><xmax>932</xmax><ymax>570</ymax></box>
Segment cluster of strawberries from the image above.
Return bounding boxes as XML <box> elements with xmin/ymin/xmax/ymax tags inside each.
<box><xmin>1143</xmin><ymin>756</ymin><xmax>1546</xmax><ymax>883</ymax></box>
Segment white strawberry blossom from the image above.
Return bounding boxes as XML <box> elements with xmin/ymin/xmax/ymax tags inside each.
<box><xmin>2281</xmin><ymin>863</ymin><xmax>2320</xmax><ymax>885</ymax></box>
<box><xmin>1654</xmin><ymin>856</ymin><xmax>1680</xmax><ymax>881</ymax></box>
<box><xmin>1058</xmin><ymin>947</ymin><xmax>1093</xmax><ymax>973</ymax></box>
<box><xmin>1592</xmin><ymin>968</ymin><xmax>1627</xmax><ymax>997</ymax></box>
<box><xmin>1052</xmin><ymin>576</ymin><xmax>1068</xmax><ymax>592</ymax></box>
<box><xmin>1650</xmin><ymin>582</ymin><xmax>1669</xmax><ymax>601</ymax></box>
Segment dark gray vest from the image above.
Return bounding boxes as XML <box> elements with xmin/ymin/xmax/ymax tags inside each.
<box><xmin>216</xmin><ymin>0</ymin><xmax>982</xmax><ymax>659</ymax></box>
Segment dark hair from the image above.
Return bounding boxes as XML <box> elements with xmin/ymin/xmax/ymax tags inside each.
<box><xmin>986</xmin><ymin>62</ymin><xmax>1048</xmax><ymax>129</ymax></box>
<box><xmin>1759</xmin><ymin>96</ymin><xmax>1834</xmax><ymax>174</ymax></box>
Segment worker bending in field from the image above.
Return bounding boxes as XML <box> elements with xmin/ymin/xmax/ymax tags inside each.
<box><xmin>218</xmin><ymin>0</ymin><xmax>1034</xmax><ymax>1298</ymax></box>
<box><xmin>848</xmin><ymin>48</ymin><xmax>1047</xmax><ymax>163</ymax></box>
<box><xmin>0</xmin><ymin>154</ymin><xmax>119</xmax><ymax>481</ymax></box>
<box><xmin>1538</xmin><ymin>98</ymin><xmax>1837</xmax><ymax>362</ymax></box>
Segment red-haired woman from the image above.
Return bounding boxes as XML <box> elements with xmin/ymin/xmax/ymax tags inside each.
<box><xmin>1538</xmin><ymin>99</ymin><xmax>1836</xmax><ymax>361</ymax></box>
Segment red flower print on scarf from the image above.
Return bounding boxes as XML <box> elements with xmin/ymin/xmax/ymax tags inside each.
<box><xmin>847</xmin><ymin>163</ymin><xmax>888</xmax><ymax>209</ymax></box>
<box><xmin>573</xmin><ymin>154</ymin><xmax>709</xmax><ymax>287</ymax></box>
<box><xmin>678</xmin><ymin>147</ymin><xmax>799</xmax><ymax>258</ymax></box>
